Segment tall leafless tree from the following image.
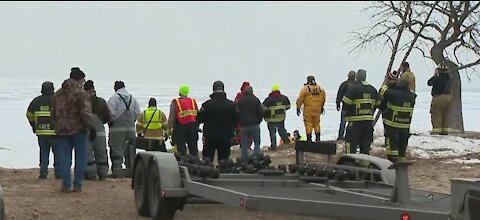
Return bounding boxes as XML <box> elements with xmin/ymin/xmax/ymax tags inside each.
<box><xmin>349</xmin><ymin>1</ymin><xmax>480</xmax><ymax>133</ymax></box>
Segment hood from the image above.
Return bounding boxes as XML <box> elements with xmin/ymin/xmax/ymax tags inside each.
<box><xmin>61</xmin><ymin>78</ymin><xmax>80</xmax><ymax>91</ymax></box>
<box><xmin>269</xmin><ymin>91</ymin><xmax>281</xmax><ymax>97</ymax></box>
<box><xmin>115</xmin><ymin>88</ymin><xmax>132</xmax><ymax>103</ymax></box>
<box><xmin>210</xmin><ymin>91</ymin><xmax>227</xmax><ymax>99</ymax></box>
<box><xmin>240</xmin><ymin>81</ymin><xmax>250</xmax><ymax>92</ymax></box>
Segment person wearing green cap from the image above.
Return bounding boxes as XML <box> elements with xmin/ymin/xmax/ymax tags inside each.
<box><xmin>167</xmin><ymin>84</ymin><xmax>199</xmax><ymax>156</ymax></box>
<box><xmin>262</xmin><ymin>84</ymin><xmax>291</xmax><ymax>151</ymax></box>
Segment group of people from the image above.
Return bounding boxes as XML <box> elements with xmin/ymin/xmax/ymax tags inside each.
<box><xmin>26</xmin><ymin>62</ymin><xmax>452</xmax><ymax>192</ymax></box>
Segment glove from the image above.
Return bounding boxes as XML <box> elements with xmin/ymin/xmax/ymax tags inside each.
<box><xmin>31</xmin><ymin>126</ymin><xmax>36</xmax><ymax>134</ymax></box>
<box><xmin>322</xmin><ymin>107</ymin><xmax>325</xmax><ymax>115</ymax></box>
<box><xmin>89</xmin><ymin>127</ymin><xmax>97</xmax><ymax>141</ymax></box>
<box><xmin>296</xmin><ymin>108</ymin><xmax>301</xmax><ymax>116</ymax></box>
<box><xmin>336</xmin><ymin>103</ymin><xmax>341</xmax><ymax>111</ymax></box>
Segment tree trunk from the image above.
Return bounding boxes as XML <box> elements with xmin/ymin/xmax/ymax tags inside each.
<box><xmin>445</xmin><ymin>60</ymin><xmax>465</xmax><ymax>133</ymax></box>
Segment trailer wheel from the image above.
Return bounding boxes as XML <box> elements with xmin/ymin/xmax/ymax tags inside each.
<box><xmin>148</xmin><ymin>160</ymin><xmax>177</xmax><ymax>220</ymax></box>
<box><xmin>134</xmin><ymin>162</ymin><xmax>150</xmax><ymax>217</ymax></box>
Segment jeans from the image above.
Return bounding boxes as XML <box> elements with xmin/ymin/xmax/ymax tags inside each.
<box><xmin>240</xmin><ymin>125</ymin><xmax>261</xmax><ymax>159</ymax></box>
<box><xmin>38</xmin><ymin>136</ymin><xmax>60</xmax><ymax>177</ymax></box>
<box><xmin>338</xmin><ymin>112</ymin><xmax>347</xmax><ymax>139</ymax></box>
<box><xmin>56</xmin><ymin>132</ymin><xmax>88</xmax><ymax>189</ymax></box>
<box><xmin>267</xmin><ymin>122</ymin><xmax>289</xmax><ymax>148</ymax></box>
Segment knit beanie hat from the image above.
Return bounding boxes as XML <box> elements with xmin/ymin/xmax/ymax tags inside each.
<box><xmin>70</xmin><ymin>67</ymin><xmax>85</xmax><ymax>80</ymax></box>
<box><xmin>179</xmin><ymin>84</ymin><xmax>190</xmax><ymax>96</ymax></box>
<box><xmin>213</xmin><ymin>81</ymin><xmax>225</xmax><ymax>92</ymax></box>
<box><xmin>83</xmin><ymin>80</ymin><xmax>95</xmax><ymax>91</ymax></box>
<box><xmin>114</xmin><ymin>81</ymin><xmax>125</xmax><ymax>91</ymax></box>
<box><xmin>41</xmin><ymin>81</ymin><xmax>54</xmax><ymax>94</ymax></box>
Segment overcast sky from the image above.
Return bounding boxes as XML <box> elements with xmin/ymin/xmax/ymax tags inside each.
<box><xmin>0</xmin><ymin>1</ymin><xmax>478</xmax><ymax>91</ymax></box>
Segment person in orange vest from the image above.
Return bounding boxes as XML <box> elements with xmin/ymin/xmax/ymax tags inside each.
<box><xmin>167</xmin><ymin>84</ymin><xmax>199</xmax><ymax>156</ymax></box>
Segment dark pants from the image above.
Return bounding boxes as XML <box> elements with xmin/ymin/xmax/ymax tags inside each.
<box><xmin>202</xmin><ymin>138</ymin><xmax>231</xmax><ymax>161</ymax></box>
<box><xmin>173</xmin><ymin>122</ymin><xmax>199</xmax><ymax>156</ymax></box>
<box><xmin>385</xmin><ymin>125</ymin><xmax>410</xmax><ymax>161</ymax></box>
<box><xmin>345</xmin><ymin>121</ymin><xmax>373</xmax><ymax>155</ymax></box>
<box><xmin>267</xmin><ymin>122</ymin><xmax>289</xmax><ymax>148</ymax></box>
<box><xmin>146</xmin><ymin>139</ymin><xmax>167</xmax><ymax>152</ymax></box>
<box><xmin>38</xmin><ymin>136</ymin><xmax>60</xmax><ymax>177</ymax></box>
<box><xmin>338</xmin><ymin>112</ymin><xmax>347</xmax><ymax>139</ymax></box>
<box><xmin>56</xmin><ymin>132</ymin><xmax>88</xmax><ymax>189</ymax></box>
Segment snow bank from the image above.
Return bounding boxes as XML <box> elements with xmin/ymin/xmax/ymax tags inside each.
<box><xmin>370</xmin><ymin>132</ymin><xmax>480</xmax><ymax>159</ymax></box>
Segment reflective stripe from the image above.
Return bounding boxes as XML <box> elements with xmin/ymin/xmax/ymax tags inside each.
<box><xmin>175</xmin><ymin>98</ymin><xmax>197</xmax><ymax>124</ymax></box>
<box><xmin>265</xmin><ymin>117</ymin><xmax>285</xmax><ymax>123</ymax></box>
<box><xmin>387</xmin><ymin>103</ymin><xmax>414</xmax><ymax>113</ymax></box>
<box><xmin>27</xmin><ymin>112</ymin><xmax>34</xmax><ymax>122</ymax></box>
<box><xmin>379</xmin><ymin>85</ymin><xmax>389</xmax><ymax>97</ymax></box>
<box><xmin>36</xmin><ymin>130</ymin><xmax>55</xmax><ymax>135</ymax></box>
<box><xmin>299</xmin><ymin>136</ymin><xmax>306</xmax><ymax>141</ymax></box>
<box><xmin>267</xmin><ymin>105</ymin><xmax>289</xmax><ymax>111</ymax></box>
<box><xmin>384</xmin><ymin>119</ymin><xmax>411</xmax><ymax>129</ymax></box>
<box><xmin>342</xmin><ymin>96</ymin><xmax>354</xmax><ymax>105</ymax></box>
<box><xmin>346</xmin><ymin>115</ymin><xmax>373</xmax><ymax>122</ymax></box>
<box><xmin>386</xmin><ymin>149</ymin><xmax>399</xmax><ymax>156</ymax></box>
<box><xmin>176</xmin><ymin>98</ymin><xmax>197</xmax><ymax>117</ymax></box>
<box><xmin>353</xmin><ymin>99</ymin><xmax>376</xmax><ymax>105</ymax></box>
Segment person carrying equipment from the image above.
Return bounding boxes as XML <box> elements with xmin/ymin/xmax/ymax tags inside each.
<box><xmin>296</xmin><ymin>75</ymin><xmax>326</xmax><ymax>142</ymax></box>
<box><xmin>136</xmin><ymin>98</ymin><xmax>168</xmax><ymax>152</ymax></box>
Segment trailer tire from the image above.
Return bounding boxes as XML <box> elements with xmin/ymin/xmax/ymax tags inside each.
<box><xmin>148</xmin><ymin>160</ymin><xmax>177</xmax><ymax>220</ymax></box>
<box><xmin>134</xmin><ymin>162</ymin><xmax>150</xmax><ymax>217</ymax></box>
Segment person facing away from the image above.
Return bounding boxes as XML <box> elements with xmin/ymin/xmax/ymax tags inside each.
<box><xmin>83</xmin><ymin>80</ymin><xmax>112</xmax><ymax>181</ymax></box>
<box><xmin>52</xmin><ymin>67</ymin><xmax>94</xmax><ymax>192</ymax></box>
<box><xmin>379</xmin><ymin>78</ymin><xmax>416</xmax><ymax>162</ymax></box>
<box><xmin>136</xmin><ymin>98</ymin><xmax>168</xmax><ymax>152</ymax></box>
<box><xmin>399</xmin><ymin>61</ymin><xmax>416</xmax><ymax>93</ymax></box>
<box><xmin>233</xmin><ymin>81</ymin><xmax>253</xmax><ymax>148</ymax></box>
<box><xmin>236</xmin><ymin>85</ymin><xmax>265</xmax><ymax>159</ymax></box>
<box><xmin>342</xmin><ymin>69</ymin><xmax>379</xmax><ymax>156</ymax></box>
<box><xmin>335</xmin><ymin>71</ymin><xmax>356</xmax><ymax>140</ymax></box>
<box><xmin>107</xmin><ymin>80</ymin><xmax>141</xmax><ymax>177</ymax></box>
<box><xmin>167</xmin><ymin>84</ymin><xmax>199</xmax><ymax>157</ymax></box>
<box><xmin>296</xmin><ymin>75</ymin><xmax>326</xmax><ymax>142</ymax></box>
<box><xmin>262</xmin><ymin>83</ymin><xmax>291</xmax><ymax>151</ymax></box>
<box><xmin>26</xmin><ymin>81</ymin><xmax>60</xmax><ymax>179</ymax></box>
<box><xmin>428</xmin><ymin>64</ymin><xmax>451</xmax><ymax>135</ymax></box>
<box><xmin>197</xmin><ymin>81</ymin><xmax>238</xmax><ymax>161</ymax></box>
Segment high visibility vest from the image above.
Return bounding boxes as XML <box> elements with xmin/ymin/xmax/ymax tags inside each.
<box><xmin>175</xmin><ymin>98</ymin><xmax>197</xmax><ymax>125</ymax></box>
<box><xmin>28</xmin><ymin>106</ymin><xmax>55</xmax><ymax>136</ymax></box>
<box><xmin>143</xmin><ymin>107</ymin><xmax>161</xmax><ymax>130</ymax></box>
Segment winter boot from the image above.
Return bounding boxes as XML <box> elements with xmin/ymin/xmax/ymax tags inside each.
<box><xmin>315</xmin><ymin>133</ymin><xmax>321</xmax><ymax>142</ymax></box>
<box><xmin>306</xmin><ymin>134</ymin><xmax>312</xmax><ymax>142</ymax></box>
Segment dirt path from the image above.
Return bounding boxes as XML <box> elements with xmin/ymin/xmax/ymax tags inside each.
<box><xmin>1</xmin><ymin>145</ymin><xmax>479</xmax><ymax>220</ymax></box>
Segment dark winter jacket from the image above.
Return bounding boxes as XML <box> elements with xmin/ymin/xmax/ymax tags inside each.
<box><xmin>336</xmin><ymin>79</ymin><xmax>355</xmax><ymax>110</ymax></box>
<box><xmin>52</xmin><ymin>78</ymin><xmax>94</xmax><ymax>136</ymax></box>
<box><xmin>236</xmin><ymin>93</ymin><xmax>265</xmax><ymax>127</ymax></box>
<box><xmin>342</xmin><ymin>81</ymin><xmax>379</xmax><ymax>122</ymax></box>
<box><xmin>26</xmin><ymin>93</ymin><xmax>55</xmax><ymax>136</ymax></box>
<box><xmin>197</xmin><ymin>92</ymin><xmax>238</xmax><ymax>140</ymax></box>
<box><xmin>379</xmin><ymin>86</ymin><xmax>416</xmax><ymax>129</ymax></box>
<box><xmin>428</xmin><ymin>73</ymin><xmax>450</xmax><ymax>96</ymax></box>
<box><xmin>262</xmin><ymin>91</ymin><xmax>290</xmax><ymax>123</ymax></box>
<box><xmin>90</xmin><ymin>91</ymin><xmax>112</xmax><ymax>124</ymax></box>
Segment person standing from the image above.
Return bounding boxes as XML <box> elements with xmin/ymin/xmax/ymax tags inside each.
<box><xmin>83</xmin><ymin>80</ymin><xmax>112</xmax><ymax>181</ymax></box>
<box><xmin>26</xmin><ymin>81</ymin><xmax>60</xmax><ymax>179</ymax></box>
<box><xmin>234</xmin><ymin>81</ymin><xmax>253</xmax><ymax>148</ymax></box>
<box><xmin>197</xmin><ymin>81</ymin><xmax>238</xmax><ymax>161</ymax></box>
<box><xmin>335</xmin><ymin>71</ymin><xmax>356</xmax><ymax>140</ymax></box>
<box><xmin>136</xmin><ymin>98</ymin><xmax>168</xmax><ymax>152</ymax></box>
<box><xmin>428</xmin><ymin>64</ymin><xmax>451</xmax><ymax>135</ymax></box>
<box><xmin>342</xmin><ymin>69</ymin><xmax>379</xmax><ymax>155</ymax></box>
<box><xmin>107</xmin><ymin>81</ymin><xmax>141</xmax><ymax>177</ymax></box>
<box><xmin>379</xmin><ymin>79</ymin><xmax>416</xmax><ymax>162</ymax></box>
<box><xmin>262</xmin><ymin>83</ymin><xmax>291</xmax><ymax>151</ymax></box>
<box><xmin>237</xmin><ymin>85</ymin><xmax>264</xmax><ymax>159</ymax></box>
<box><xmin>167</xmin><ymin>84</ymin><xmax>199</xmax><ymax>156</ymax></box>
<box><xmin>399</xmin><ymin>61</ymin><xmax>416</xmax><ymax>93</ymax></box>
<box><xmin>296</xmin><ymin>75</ymin><xmax>326</xmax><ymax>142</ymax></box>
<box><xmin>52</xmin><ymin>67</ymin><xmax>94</xmax><ymax>192</ymax></box>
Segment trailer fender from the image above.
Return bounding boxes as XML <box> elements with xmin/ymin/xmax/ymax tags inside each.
<box><xmin>336</xmin><ymin>154</ymin><xmax>395</xmax><ymax>184</ymax></box>
<box><xmin>147</xmin><ymin>152</ymin><xmax>183</xmax><ymax>194</ymax></box>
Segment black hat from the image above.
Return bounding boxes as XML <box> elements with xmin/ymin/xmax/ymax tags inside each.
<box><xmin>70</xmin><ymin>67</ymin><xmax>85</xmax><ymax>80</ymax></box>
<box><xmin>84</xmin><ymin>80</ymin><xmax>94</xmax><ymax>91</ymax></box>
<box><xmin>41</xmin><ymin>81</ymin><xmax>54</xmax><ymax>94</ymax></box>
<box><xmin>148</xmin><ymin>98</ymin><xmax>157</xmax><ymax>107</ymax></box>
<box><xmin>114</xmin><ymin>81</ymin><xmax>125</xmax><ymax>91</ymax></box>
<box><xmin>213</xmin><ymin>81</ymin><xmax>224</xmax><ymax>92</ymax></box>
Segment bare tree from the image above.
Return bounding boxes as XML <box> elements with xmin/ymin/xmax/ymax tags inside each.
<box><xmin>349</xmin><ymin>1</ymin><xmax>480</xmax><ymax>133</ymax></box>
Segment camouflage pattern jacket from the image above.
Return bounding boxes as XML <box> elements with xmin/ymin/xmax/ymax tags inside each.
<box><xmin>52</xmin><ymin>78</ymin><xmax>94</xmax><ymax>136</ymax></box>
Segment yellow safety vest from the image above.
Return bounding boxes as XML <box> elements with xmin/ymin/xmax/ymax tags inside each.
<box><xmin>143</xmin><ymin>107</ymin><xmax>161</xmax><ymax>130</ymax></box>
